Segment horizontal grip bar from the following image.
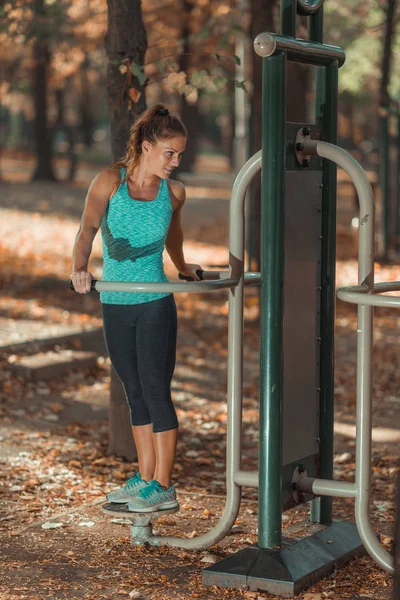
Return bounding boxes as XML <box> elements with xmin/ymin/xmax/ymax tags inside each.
<box><xmin>234</xmin><ymin>470</ymin><xmax>259</xmax><ymax>488</ymax></box>
<box><xmin>297</xmin><ymin>477</ymin><xmax>357</xmax><ymax>498</ymax></box>
<box><xmin>254</xmin><ymin>32</ymin><xmax>345</xmax><ymax>66</ymax></box>
<box><xmin>69</xmin><ymin>271</ymin><xmax>261</xmax><ymax>294</ymax></box>
<box><xmin>78</xmin><ymin>277</ymin><xmax>239</xmax><ymax>294</ymax></box>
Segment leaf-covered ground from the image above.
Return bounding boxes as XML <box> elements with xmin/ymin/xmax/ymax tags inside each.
<box><xmin>0</xmin><ymin>155</ymin><xmax>399</xmax><ymax>599</ymax></box>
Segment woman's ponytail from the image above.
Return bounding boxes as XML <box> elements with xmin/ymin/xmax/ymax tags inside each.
<box><xmin>111</xmin><ymin>104</ymin><xmax>187</xmax><ymax>181</ymax></box>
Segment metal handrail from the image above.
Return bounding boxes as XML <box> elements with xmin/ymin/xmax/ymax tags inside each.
<box><xmin>337</xmin><ymin>281</ymin><xmax>400</xmax><ymax>308</ymax></box>
<box><xmin>88</xmin><ymin>271</ymin><xmax>261</xmax><ymax>293</ymax></box>
<box><xmin>148</xmin><ymin>151</ymin><xmax>262</xmax><ymax>549</ymax></box>
<box><xmin>89</xmin><ymin>276</ymin><xmax>239</xmax><ymax>294</ymax></box>
<box><xmin>302</xmin><ymin>139</ymin><xmax>396</xmax><ymax>574</ymax></box>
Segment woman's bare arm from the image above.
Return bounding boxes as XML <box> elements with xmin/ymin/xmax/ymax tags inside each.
<box><xmin>165</xmin><ymin>181</ymin><xmax>201</xmax><ymax>280</ymax></box>
<box><xmin>71</xmin><ymin>169</ymin><xmax>119</xmax><ymax>293</ymax></box>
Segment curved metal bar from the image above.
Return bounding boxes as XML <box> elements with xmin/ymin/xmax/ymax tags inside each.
<box><xmin>149</xmin><ymin>151</ymin><xmax>262</xmax><ymax>549</ymax></box>
<box><xmin>297</xmin><ymin>0</ymin><xmax>324</xmax><ymax>16</ymax></box>
<box><xmin>304</xmin><ymin>140</ymin><xmax>394</xmax><ymax>574</ymax></box>
<box><xmin>303</xmin><ymin>140</ymin><xmax>375</xmax><ymax>286</ymax></box>
<box><xmin>338</xmin><ymin>284</ymin><xmax>400</xmax><ymax>308</ymax></box>
<box><xmin>93</xmin><ymin>278</ymin><xmax>239</xmax><ymax>294</ymax></box>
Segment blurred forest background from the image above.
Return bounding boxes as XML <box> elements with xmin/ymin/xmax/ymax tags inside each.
<box><xmin>1</xmin><ymin>0</ymin><xmax>400</xmax><ymax>183</ymax></box>
<box><xmin>0</xmin><ymin>2</ymin><xmax>400</xmax><ymax>598</ymax></box>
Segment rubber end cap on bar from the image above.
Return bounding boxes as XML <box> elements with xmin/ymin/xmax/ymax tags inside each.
<box><xmin>253</xmin><ymin>32</ymin><xmax>276</xmax><ymax>58</ymax></box>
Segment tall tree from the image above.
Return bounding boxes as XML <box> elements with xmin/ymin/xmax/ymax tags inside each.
<box><xmin>54</xmin><ymin>85</ymin><xmax>78</xmax><ymax>182</ymax></box>
<box><xmin>104</xmin><ymin>0</ymin><xmax>148</xmax><ymax>460</ymax></box>
<box><xmin>379</xmin><ymin>0</ymin><xmax>397</xmax><ymax>259</ymax></box>
<box><xmin>380</xmin><ymin>0</ymin><xmax>397</xmax><ymax>110</ymax></box>
<box><xmin>105</xmin><ymin>0</ymin><xmax>147</xmax><ymax>160</ymax></box>
<box><xmin>175</xmin><ymin>0</ymin><xmax>203</xmax><ymax>175</ymax></box>
<box><xmin>32</xmin><ymin>0</ymin><xmax>56</xmax><ymax>181</ymax></box>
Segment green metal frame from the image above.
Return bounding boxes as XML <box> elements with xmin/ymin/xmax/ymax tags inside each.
<box><xmin>259</xmin><ymin>51</ymin><xmax>287</xmax><ymax>548</ymax></box>
<box><xmin>310</xmin><ymin>62</ymin><xmax>338</xmax><ymax>525</ymax></box>
<box><xmin>259</xmin><ymin>0</ymin><xmax>340</xmax><ymax>547</ymax></box>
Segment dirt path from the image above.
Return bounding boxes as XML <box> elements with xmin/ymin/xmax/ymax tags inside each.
<box><xmin>0</xmin><ymin>159</ymin><xmax>399</xmax><ymax>599</ymax></box>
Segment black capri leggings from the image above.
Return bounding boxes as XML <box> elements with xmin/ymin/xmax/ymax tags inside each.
<box><xmin>102</xmin><ymin>294</ymin><xmax>178</xmax><ymax>433</ymax></box>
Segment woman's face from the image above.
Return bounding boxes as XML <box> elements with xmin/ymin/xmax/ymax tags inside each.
<box><xmin>143</xmin><ymin>135</ymin><xmax>187</xmax><ymax>179</ymax></box>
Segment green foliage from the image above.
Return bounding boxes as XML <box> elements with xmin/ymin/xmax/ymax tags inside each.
<box><xmin>189</xmin><ymin>69</ymin><xmax>209</xmax><ymax>89</ymax></box>
<box><xmin>339</xmin><ymin>35</ymin><xmax>382</xmax><ymax>96</ymax></box>
<box><xmin>324</xmin><ymin>0</ymin><xmax>394</xmax><ymax>100</ymax></box>
<box><xmin>234</xmin><ymin>80</ymin><xmax>247</xmax><ymax>92</ymax></box>
<box><xmin>212</xmin><ymin>75</ymin><xmax>228</xmax><ymax>92</ymax></box>
<box><xmin>1</xmin><ymin>0</ymin><xmax>71</xmax><ymax>43</ymax></box>
<box><xmin>130</xmin><ymin>62</ymin><xmax>147</xmax><ymax>86</ymax></box>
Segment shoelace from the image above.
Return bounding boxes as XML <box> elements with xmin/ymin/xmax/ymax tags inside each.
<box><xmin>140</xmin><ymin>481</ymin><xmax>164</xmax><ymax>500</ymax></box>
<box><xmin>125</xmin><ymin>474</ymin><xmax>140</xmax><ymax>489</ymax></box>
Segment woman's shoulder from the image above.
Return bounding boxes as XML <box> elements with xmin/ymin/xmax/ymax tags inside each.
<box><xmin>96</xmin><ymin>168</ymin><xmax>121</xmax><ymax>186</ymax></box>
<box><xmin>167</xmin><ymin>179</ymin><xmax>186</xmax><ymax>205</ymax></box>
<box><xmin>90</xmin><ymin>168</ymin><xmax>121</xmax><ymax>197</ymax></box>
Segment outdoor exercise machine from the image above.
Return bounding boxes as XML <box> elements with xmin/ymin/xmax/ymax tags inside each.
<box><xmin>72</xmin><ymin>0</ymin><xmax>400</xmax><ymax>596</ymax></box>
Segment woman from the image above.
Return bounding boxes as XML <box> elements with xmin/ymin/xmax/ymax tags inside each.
<box><xmin>71</xmin><ymin>104</ymin><xmax>201</xmax><ymax>513</ymax></box>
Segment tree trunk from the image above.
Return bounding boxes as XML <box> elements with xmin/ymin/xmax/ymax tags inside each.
<box><xmin>248</xmin><ymin>0</ymin><xmax>276</xmax><ymax>271</ymax></box>
<box><xmin>380</xmin><ymin>0</ymin><xmax>397</xmax><ymax>111</ymax></box>
<box><xmin>175</xmin><ymin>0</ymin><xmax>203</xmax><ymax>176</ymax></box>
<box><xmin>379</xmin><ymin>0</ymin><xmax>397</xmax><ymax>259</ymax></box>
<box><xmin>79</xmin><ymin>62</ymin><xmax>94</xmax><ymax>149</ymax></box>
<box><xmin>105</xmin><ymin>0</ymin><xmax>148</xmax><ymax>461</ymax></box>
<box><xmin>54</xmin><ymin>88</ymin><xmax>78</xmax><ymax>182</ymax></box>
<box><xmin>105</xmin><ymin>0</ymin><xmax>147</xmax><ymax>161</ymax></box>
<box><xmin>32</xmin><ymin>40</ymin><xmax>56</xmax><ymax>181</ymax></box>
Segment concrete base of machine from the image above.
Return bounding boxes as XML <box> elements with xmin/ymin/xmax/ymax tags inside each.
<box><xmin>202</xmin><ymin>520</ymin><xmax>365</xmax><ymax>598</ymax></box>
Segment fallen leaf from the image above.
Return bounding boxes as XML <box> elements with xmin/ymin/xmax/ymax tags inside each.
<box><xmin>201</xmin><ymin>553</ymin><xmax>218</xmax><ymax>564</ymax></box>
<box><xmin>42</xmin><ymin>522</ymin><xmax>64</xmax><ymax>529</ymax></box>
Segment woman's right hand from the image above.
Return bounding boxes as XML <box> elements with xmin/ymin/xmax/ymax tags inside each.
<box><xmin>70</xmin><ymin>270</ymin><xmax>93</xmax><ymax>294</ymax></box>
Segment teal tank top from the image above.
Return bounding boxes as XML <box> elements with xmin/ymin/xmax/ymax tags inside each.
<box><xmin>100</xmin><ymin>168</ymin><xmax>173</xmax><ymax>305</ymax></box>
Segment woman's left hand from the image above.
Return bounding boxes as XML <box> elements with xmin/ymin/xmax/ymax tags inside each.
<box><xmin>179</xmin><ymin>263</ymin><xmax>203</xmax><ymax>281</ymax></box>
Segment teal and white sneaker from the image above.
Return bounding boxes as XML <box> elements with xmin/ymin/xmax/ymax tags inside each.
<box><xmin>127</xmin><ymin>479</ymin><xmax>179</xmax><ymax>513</ymax></box>
<box><xmin>106</xmin><ymin>472</ymin><xmax>148</xmax><ymax>504</ymax></box>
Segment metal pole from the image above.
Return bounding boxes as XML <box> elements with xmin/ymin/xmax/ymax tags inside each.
<box><xmin>258</xmin><ymin>51</ymin><xmax>286</xmax><ymax>549</ymax></box>
<box><xmin>396</xmin><ymin>113</ymin><xmax>400</xmax><ymax>254</ymax></box>
<box><xmin>280</xmin><ymin>0</ymin><xmax>296</xmax><ymax>37</ymax></box>
<box><xmin>309</xmin><ymin>6</ymin><xmax>323</xmax><ymax>42</ymax></box>
<box><xmin>309</xmin><ymin>61</ymin><xmax>338</xmax><ymax>526</ymax></box>
<box><xmin>379</xmin><ymin>113</ymin><xmax>390</xmax><ymax>260</ymax></box>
